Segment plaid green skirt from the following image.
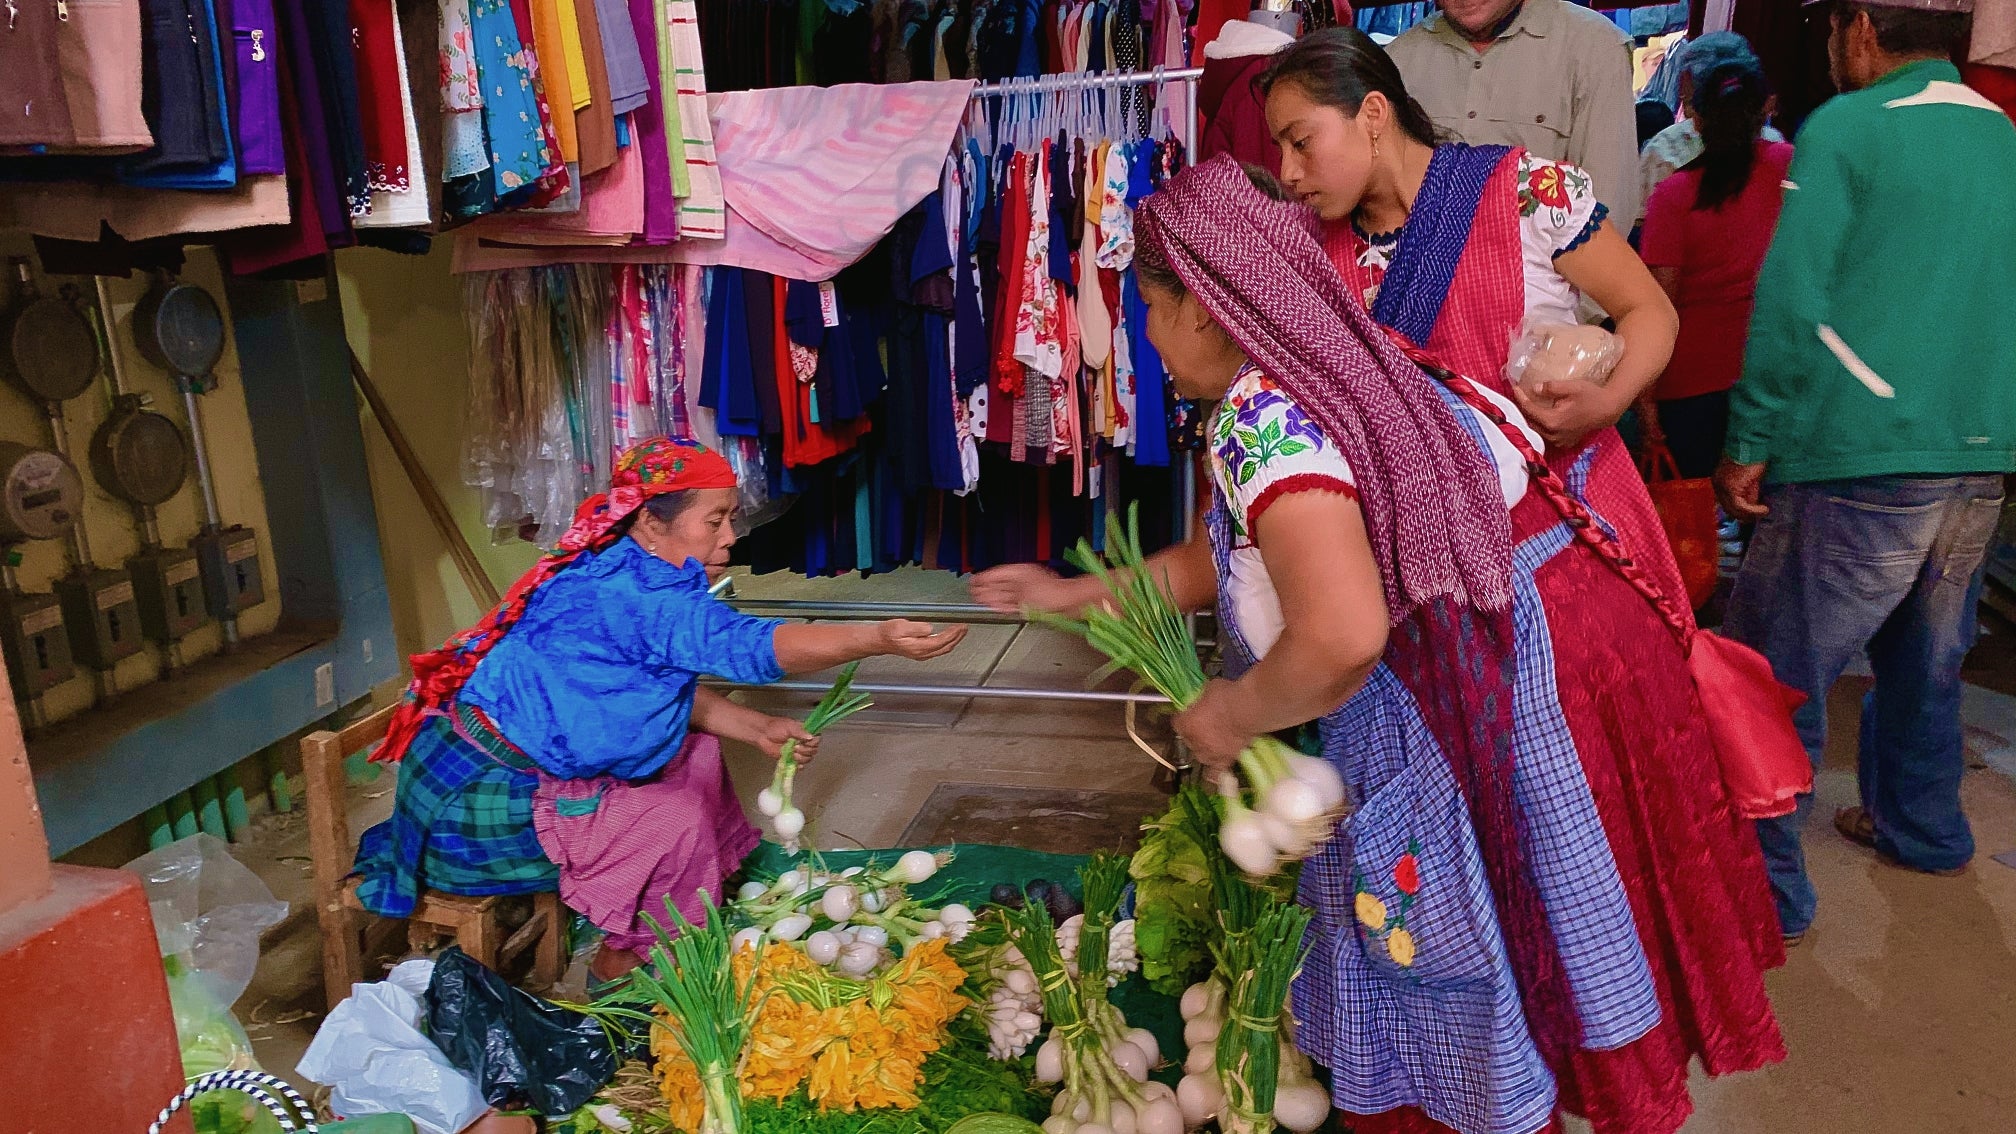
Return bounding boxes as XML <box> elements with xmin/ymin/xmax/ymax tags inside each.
<box><xmin>353</xmin><ymin>710</ymin><xmax>558</xmax><ymax>917</ymax></box>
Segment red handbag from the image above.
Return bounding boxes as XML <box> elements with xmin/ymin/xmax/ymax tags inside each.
<box><xmin>1638</xmin><ymin>441</ymin><xmax>1721</xmax><ymax>610</ymax></box>
<box><xmin>1428</xmin><ymin>366</ymin><xmax>1813</xmax><ymax>819</ymax></box>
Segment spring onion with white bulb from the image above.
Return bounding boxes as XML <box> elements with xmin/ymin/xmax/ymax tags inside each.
<box><xmin>626</xmin><ymin>895</ymin><xmax>755</xmax><ymax>1134</ymax></box>
<box><xmin>760</xmin><ymin>662</ymin><xmax>874</xmax><ymax>853</ymax></box>
<box><xmin>1210</xmin><ymin>899</ymin><xmax>1318</xmax><ymax>1134</ymax></box>
<box><xmin>1011</xmin><ymin>855</ymin><xmax>1182</xmax><ymax>1134</ymax></box>
<box><xmin>1033</xmin><ymin>508</ymin><xmax>1347</xmax><ymax>877</ymax></box>
<box><xmin>723</xmin><ymin>850</ymin><xmax>961</xmax><ymax>977</ymax></box>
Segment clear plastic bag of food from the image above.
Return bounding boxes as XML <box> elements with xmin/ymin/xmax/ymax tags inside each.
<box><xmin>1503</xmin><ymin>320</ymin><xmax>1624</xmax><ymax>390</ymax></box>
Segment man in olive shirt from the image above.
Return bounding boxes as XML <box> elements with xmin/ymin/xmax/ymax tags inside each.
<box><xmin>1388</xmin><ymin>0</ymin><xmax>1643</xmax><ymax>229</ymax></box>
<box><xmin>1717</xmin><ymin>0</ymin><xmax>2016</xmax><ymax>944</ymax></box>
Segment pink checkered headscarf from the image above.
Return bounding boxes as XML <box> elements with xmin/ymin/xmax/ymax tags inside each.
<box><xmin>1136</xmin><ymin>159</ymin><xmax>1582</xmax><ymax>1059</ymax></box>
<box><xmin>1134</xmin><ymin>155</ymin><xmax>1514</xmax><ymax>623</ymax></box>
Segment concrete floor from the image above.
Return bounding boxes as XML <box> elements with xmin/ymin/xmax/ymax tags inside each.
<box><xmin>221</xmin><ymin>569</ymin><xmax>2016</xmax><ymax>1131</ymax></box>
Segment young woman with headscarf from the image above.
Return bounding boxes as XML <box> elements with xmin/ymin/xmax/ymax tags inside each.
<box><xmin>1261</xmin><ymin>28</ymin><xmax>1696</xmax><ymax>632</ymax></box>
<box><xmin>354</xmin><ymin>437</ymin><xmax>968</xmax><ymax>983</ymax></box>
<box><xmin>972</xmin><ymin>158</ymin><xmax>1783</xmax><ymax>1134</ymax></box>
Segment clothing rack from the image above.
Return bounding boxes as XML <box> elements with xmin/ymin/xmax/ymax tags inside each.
<box><xmin>718</xmin><ymin>67</ymin><xmax>1205</xmax><ymax>713</ymax></box>
<box><xmin>970</xmin><ymin>66</ymin><xmax>1203</xmax><ymax>160</ymax></box>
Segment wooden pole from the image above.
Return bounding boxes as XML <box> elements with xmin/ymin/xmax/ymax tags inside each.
<box><xmin>346</xmin><ymin>348</ymin><xmax>502</xmax><ymax>610</ymax></box>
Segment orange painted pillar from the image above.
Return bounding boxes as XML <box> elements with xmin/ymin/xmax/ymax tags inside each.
<box><xmin>0</xmin><ymin>673</ymin><xmax>193</xmax><ymax>1134</ymax></box>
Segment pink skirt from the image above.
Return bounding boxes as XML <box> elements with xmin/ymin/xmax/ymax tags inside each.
<box><xmin>531</xmin><ymin>732</ymin><xmax>761</xmax><ymax>954</ymax></box>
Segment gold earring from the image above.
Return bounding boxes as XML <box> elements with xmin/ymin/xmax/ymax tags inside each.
<box><xmin>1371</xmin><ymin>131</ymin><xmax>1381</xmax><ymax>160</ymax></box>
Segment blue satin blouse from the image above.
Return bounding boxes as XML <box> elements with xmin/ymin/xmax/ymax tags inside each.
<box><xmin>460</xmin><ymin>538</ymin><xmax>783</xmax><ymax>781</ymax></box>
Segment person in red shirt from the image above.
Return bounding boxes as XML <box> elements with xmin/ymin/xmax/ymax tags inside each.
<box><xmin>1637</xmin><ymin>56</ymin><xmax>1794</xmax><ymax>478</ymax></box>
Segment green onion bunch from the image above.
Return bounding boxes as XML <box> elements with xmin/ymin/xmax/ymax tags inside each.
<box><xmin>1036</xmin><ymin>508</ymin><xmax>1349</xmax><ymax>879</ymax></box>
<box><xmin>1212</xmin><ymin>900</ymin><xmax>1320</xmax><ymax>1134</ymax></box>
<box><xmin>628</xmin><ymin>895</ymin><xmax>757</xmax><ymax>1134</ymax></box>
<box><xmin>757</xmin><ymin>662</ymin><xmax>874</xmax><ymax>852</ymax></box>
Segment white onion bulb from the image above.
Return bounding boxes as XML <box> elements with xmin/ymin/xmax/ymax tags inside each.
<box><xmin>1220</xmin><ymin>811</ymin><xmax>1280</xmax><ymax>876</ymax></box>
<box><xmin>771</xmin><ymin>914</ymin><xmax>812</xmax><ymax>942</ymax></box>
<box><xmin>1272</xmin><ymin>1080</ymin><xmax>1331</xmax><ymax>1133</ymax></box>
<box><xmin>1034</xmin><ymin>1037</ymin><xmax>1065</xmax><ymax>1083</ymax></box>
<box><xmin>1176</xmin><ymin>1074</ymin><xmax>1224</xmax><ymax>1126</ymax></box>
<box><xmin>836</xmin><ymin>941</ymin><xmax>881</xmax><ymax>977</ymax></box>
<box><xmin>804</xmin><ymin>930</ymin><xmax>842</xmax><ymax>966</ymax></box>
<box><xmin>756</xmin><ymin>788</ymin><xmax>784</xmax><ymax>817</ymax></box>
<box><xmin>821</xmin><ymin>884</ymin><xmax>860</xmax><ymax>922</ymax></box>
<box><xmin>772</xmin><ymin>808</ymin><xmax>806</xmax><ymax>839</ymax></box>
<box><xmin>1136</xmin><ymin>1097</ymin><xmax>1183</xmax><ymax>1134</ymax></box>
<box><xmin>1124</xmin><ymin>1026</ymin><xmax>1161</xmax><ymax>1066</ymax></box>
<box><xmin>1109</xmin><ymin>1039</ymin><xmax>1150</xmax><ymax>1083</ymax></box>
<box><xmin>1284</xmin><ymin>754</ymin><xmax>1348</xmax><ymax>809</ymax></box>
<box><xmin>894</xmin><ymin>849</ymin><xmax>940</xmax><ymax>884</ymax></box>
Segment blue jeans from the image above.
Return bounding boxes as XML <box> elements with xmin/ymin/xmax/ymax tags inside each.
<box><xmin>1723</xmin><ymin>475</ymin><xmax>2006</xmax><ymax>935</ymax></box>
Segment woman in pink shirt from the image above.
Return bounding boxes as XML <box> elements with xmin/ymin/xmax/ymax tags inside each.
<box><xmin>1638</xmin><ymin>57</ymin><xmax>1793</xmax><ymax>478</ymax></box>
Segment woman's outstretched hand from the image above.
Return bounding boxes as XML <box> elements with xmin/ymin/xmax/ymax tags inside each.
<box><xmin>877</xmin><ymin>619</ymin><xmax>969</xmax><ymax>660</ymax></box>
<box><xmin>969</xmin><ymin>563</ymin><xmax>1085</xmax><ymax>616</ymax></box>
<box><xmin>754</xmin><ymin>716</ymin><xmax>819</xmax><ymax>762</ymax></box>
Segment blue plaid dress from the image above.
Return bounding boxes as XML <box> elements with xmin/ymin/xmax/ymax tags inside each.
<box><xmin>354</xmin><ymin>707</ymin><xmax>555</xmax><ymax>917</ymax></box>
<box><xmin>1205</xmin><ymin>375</ymin><xmax>1662</xmax><ymax>1134</ymax></box>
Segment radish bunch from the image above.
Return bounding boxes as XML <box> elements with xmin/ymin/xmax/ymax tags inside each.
<box><xmin>728</xmin><ymin>851</ymin><xmax>969</xmax><ymax>978</ymax></box>
<box><xmin>1057</xmin><ymin>914</ymin><xmax>1140</xmax><ymax>987</ymax></box>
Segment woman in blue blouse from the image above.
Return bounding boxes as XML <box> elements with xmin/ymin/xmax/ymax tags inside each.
<box><xmin>355</xmin><ymin>438</ymin><xmax>965</xmax><ymax>981</ymax></box>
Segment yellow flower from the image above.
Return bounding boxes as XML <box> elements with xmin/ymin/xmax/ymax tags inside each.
<box><xmin>1355</xmin><ymin>891</ymin><xmax>1388</xmax><ymax>930</ymax></box>
<box><xmin>1387</xmin><ymin>928</ymin><xmax>1416</xmax><ymax>968</ymax></box>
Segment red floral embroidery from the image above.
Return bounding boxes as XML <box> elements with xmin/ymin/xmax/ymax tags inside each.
<box><xmin>1525</xmin><ymin>164</ymin><xmax>1570</xmax><ymax>211</ymax></box>
<box><xmin>1393</xmin><ymin>852</ymin><xmax>1420</xmax><ymax>896</ymax></box>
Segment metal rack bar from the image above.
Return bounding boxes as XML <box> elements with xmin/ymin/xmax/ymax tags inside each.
<box><xmin>710</xmin><ymin>677</ymin><xmax>1169</xmax><ymax>705</ymax></box>
<box><xmin>969</xmin><ymin>67</ymin><xmax>1203</xmax><ymax>158</ymax></box>
<box><xmin>970</xmin><ymin>66</ymin><xmax>1204</xmax><ymax>97</ymax></box>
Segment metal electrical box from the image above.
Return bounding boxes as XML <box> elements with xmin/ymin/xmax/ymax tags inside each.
<box><xmin>0</xmin><ymin>588</ymin><xmax>73</xmax><ymax>694</ymax></box>
<box><xmin>192</xmin><ymin>525</ymin><xmax>264</xmax><ymax>618</ymax></box>
<box><xmin>130</xmin><ymin>545</ymin><xmax>210</xmax><ymax>643</ymax></box>
<box><xmin>54</xmin><ymin>568</ymin><xmax>142</xmax><ymax>670</ymax></box>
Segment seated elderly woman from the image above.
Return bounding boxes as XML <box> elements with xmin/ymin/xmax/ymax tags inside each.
<box><xmin>353</xmin><ymin>437</ymin><xmax>965</xmax><ymax>981</ymax></box>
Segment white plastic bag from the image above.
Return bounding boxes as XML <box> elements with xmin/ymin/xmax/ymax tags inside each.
<box><xmin>1503</xmin><ymin>320</ymin><xmax>1624</xmax><ymax>390</ymax></box>
<box><xmin>297</xmin><ymin>960</ymin><xmax>490</xmax><ymax>1134</ymax></box>
<box><xmin>126</xmin><ymin>833</ymin><xmax>291</xmax><ymax>1009</ymax></box>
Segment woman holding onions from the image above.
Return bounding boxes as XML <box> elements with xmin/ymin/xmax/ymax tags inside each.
<box><xmin>354</xmin><ymin>437</ymin><xmax>966</xmax><ymax>983</ymax></box>
<box><xmin>973</xmin><ymin>156</ymin><xmax>1783</xmax><ymax>1134</ymax></box>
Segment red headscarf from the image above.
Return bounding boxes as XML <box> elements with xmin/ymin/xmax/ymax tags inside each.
<box><xmin>373</xmin><ymin>437</ymin><xmax>739</xmax><ymax>765</ymax></box>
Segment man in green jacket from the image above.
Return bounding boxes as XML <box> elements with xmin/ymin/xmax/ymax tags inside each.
<box><xmin>1716</xmin><ymin>0</ymin><xmax>2016</xmax><ymax>944</ymax></box>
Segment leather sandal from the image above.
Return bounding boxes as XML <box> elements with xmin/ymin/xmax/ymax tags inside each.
<box><xmin>1834</xmin><ymin>806</ymin><xmax>1968</xmax><ymax>877</ymax></box>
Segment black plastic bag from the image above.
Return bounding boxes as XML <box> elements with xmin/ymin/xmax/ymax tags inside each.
<box><xmin>424</xmin><ymin>946</ymin><xmax>618</xmax><ymax>1115</ymax></box>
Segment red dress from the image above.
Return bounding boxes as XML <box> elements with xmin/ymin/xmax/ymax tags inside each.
<box><xmin>1327</xmin><ymin>153</ymin><xmax>1786</xmax><ymax>1134</ymax></box>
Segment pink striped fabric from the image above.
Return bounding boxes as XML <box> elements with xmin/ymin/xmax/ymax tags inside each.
<box><xmin>529</xmin><ymin>731</ymin><xmax>760</xmax><ymax>952</ymax></box>
<box><xmin>453</xmin><ymin>79</ymin><xmax>976</xmax><ymax>280</ymax></box>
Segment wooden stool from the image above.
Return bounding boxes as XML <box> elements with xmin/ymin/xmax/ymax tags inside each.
<box><xmin>303</xmin><ymin>704</ymin><xmax>567</xmax><ymax>1012</ymax></box>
